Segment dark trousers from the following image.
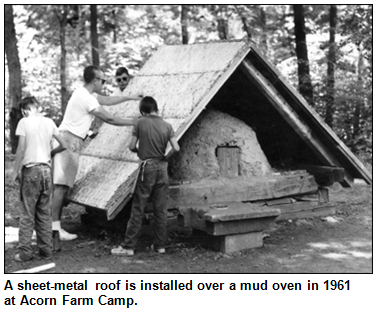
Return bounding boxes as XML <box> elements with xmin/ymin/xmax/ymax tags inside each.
<box><xmin>19</xmin><ymin>165</ymin><xmax>53</xmax><ymax>260</ymax></box>
<box><xmin>123</xmin><ymin>161</ymin><xmax>169</xmax><ymax>250</ymax></box>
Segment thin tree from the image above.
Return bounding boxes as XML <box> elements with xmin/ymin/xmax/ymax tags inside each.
<box><xmin>293</xmin><ymin>5</ymin><xmax>314</xmax><ymax>106</ymax></box>
<box><xmin>181</xmin><ymin>5</ymin><xmax>189</xmax><ymax>44</ymax></box>
<box><xmin>56</xmin><ymin>5</ymin><xmax>69</xmax><ymax>116</ymax></box>
<box><xmin>5</xmin><ymin>5</ymin><xmax>22</xmax><ymax>153</ymax></box>
<box><xmin>211</xmin><ymin>5</ymin><xmax>228</xmax><ymax>40</ymax></box>
<box><xmin>90</xmin><ymin>5</ymin><xmax>100</xmax><ymax>66</ymax></box>
<box><xmin>325</xmin><ymin>5</ymin><xmax>337</xmax><ymax>128</ymax></box>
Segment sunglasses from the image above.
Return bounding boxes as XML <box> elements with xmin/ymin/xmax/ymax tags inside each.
<box><xmin>116</xmin><ymin>76</ymin><xmax>128</xmax><ymax>83</ymax></box>
<box><xmin>95</xmin><ymin>77</ymin><xmax>106</xmax><ymax>85</ymax></box>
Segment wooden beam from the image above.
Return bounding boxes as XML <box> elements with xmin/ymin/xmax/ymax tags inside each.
<box><xmin>241</xmin><ymin>59</ymin><xmax>353</xmax><ymax>187</ymax></box>
<box><xmin>300</xmin><ymin>165</ymin><xmax>345</xmax><ymax>186</ymax></box>
<box><xmin>170</xmin><ymin>173</ymin><xmax>318</xmax><ymax>207</ymax></box>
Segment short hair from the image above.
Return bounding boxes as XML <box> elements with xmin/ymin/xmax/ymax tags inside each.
<box><xmin>20</xmin><ymin>97</ymin><xmax>39</xmax><ymax>111</ymax></box>
<box><xmin>139</xmin><ymin>96</ymin><xmax>158</xmax><ymax>114</ymax></box>
<box><xmin>115</xmin><ymin>67</ymin><xmax>129</xmax><ymax>76</ymax></box>
<box><xmin>83</xmin><ymin>65</ymin><xmax>101</xmax><ymax>83</ymax></box>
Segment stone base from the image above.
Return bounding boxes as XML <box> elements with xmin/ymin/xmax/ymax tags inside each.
<box><xmin>195</xmin><ymin>230</ymin><xmax>263</xmax><ymax>253</ymax></box>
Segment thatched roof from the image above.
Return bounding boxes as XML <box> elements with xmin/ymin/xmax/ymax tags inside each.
<box><xmin>68</xmin><ymin>40</ymin><xmax>371</xmax><ymax>220</ymax></box>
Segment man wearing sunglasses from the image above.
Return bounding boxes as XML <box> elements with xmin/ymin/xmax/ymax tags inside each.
<box><xmin>112</xmin><ymin>67</ymin><xmax>130</xmax><ymax>96</ymax></box>
<box><xmin>51</xmin><ymin>65</ymin><xmax>142</xmax><ymax>241</ymax></box>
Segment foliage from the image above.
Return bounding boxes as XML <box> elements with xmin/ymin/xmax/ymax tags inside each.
<box><xmin>4</xmin><ymin>5</ymin><xmax>372</xmax><ymax>162</ymax></box>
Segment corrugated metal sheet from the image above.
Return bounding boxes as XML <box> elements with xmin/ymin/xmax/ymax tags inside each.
<box><xmin>68</xmin><ymin>41</ymin><xmax>251</xmax><ymax>219</ymax></box>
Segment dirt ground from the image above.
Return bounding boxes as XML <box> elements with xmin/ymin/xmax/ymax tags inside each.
<box><xmin>4</xmin><ymin>157</ymin><xmax>372</xmax><ymax>273</ymax></box>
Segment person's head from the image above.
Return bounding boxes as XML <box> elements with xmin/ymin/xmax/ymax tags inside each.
<box><xmin>139</xmin><ymin>96</ymin><xmax>158</xmax><ymax>116</ymax></box>
<box><xmin>115</xmin><ymin>67</ymin><xmax>129</xmax><ymax>91</ymax></box>
<box><xmin>20</xmin><ymin>97</ymin><xmax>39</xmax><ymax>117</ymax></box>
<box><xmin>83</xmin><ymin>65</ymin><xmax>106</xmax><ymax>93</ymax></box>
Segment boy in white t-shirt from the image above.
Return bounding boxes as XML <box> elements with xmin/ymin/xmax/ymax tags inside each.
<box><xmin>12</xmin><ymin>97</ymin><xmax>67</xmax><ymax>262</ymax></box>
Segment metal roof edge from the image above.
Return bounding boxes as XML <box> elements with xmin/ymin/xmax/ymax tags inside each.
<box><xmin>247</xmin><ymin>45</ymin><xmax>372</xmax><ymax>185</ymax></box>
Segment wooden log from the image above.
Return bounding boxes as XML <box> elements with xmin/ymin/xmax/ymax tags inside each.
<box><xmin>179</xmin><ymin>202</ymin><xmax>280</xmax><ymax>235</ymax></box>
<box><xmin>206</xmin><ymin>216</ymin><xmax>277</xmax><ymax>236</ymax></box>
<box><xmin>276</xmin><ymin>201</ymin><xmax>319</xmax><ymax>214</ymax></box>
<box><xmin>264</xmin><ymin>197</ymin><xmax>295</xmax><ymax>206</ymax></box>
<box><xmin>170</xmin><ymin>174</ymin><xmax>317</xmax><ymax>207</ymax></box>
<box><xmin>203</xmin><ymin>203</ymin><xmax>280</xmax><ymax>222</ymax></box>
<box><xmin>300</xmin><ymin>165</ymin><xmax>345</xmax><ymax>186</ymax></box>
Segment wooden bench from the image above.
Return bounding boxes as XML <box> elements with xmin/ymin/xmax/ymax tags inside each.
<box><xmin>179</xmin><ymin>202</ymin><xmax>280</xmax><ymax>253</ymax></box>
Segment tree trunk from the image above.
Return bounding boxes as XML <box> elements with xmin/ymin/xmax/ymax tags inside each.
<box><xmin>181</xmin><ymin>5</ymin><xmax>189</xmax><ymax>44</ymax></box>
<box><xmin>293</xmin><ymin>5</ymin><xmax>314</xmax><ymax>106</ymax></box>
<box><xmin>5</xmin><ymin>5</ymin><xmax>22</xmax><ymax>154</ymax></box>
<box><xmin>217</xmin><ymin>17</ymin><xmax>228</xmax><ymax>40</ymax></box>
<box><xmin>211</xmin><ymin>5</ymin><xmax>227</xmax><ymax>40</ymax></box>
<box><xmin>90</xmin><ymin>5</ymin><xmax>100</xmax><ymax>66</ymax></box>
<box><xmin>352</xmin><ymin>44</ymin><xmax>364</xmax><ymax>149</ymax></box>
<box><xmin>112</xmin><ymin>9</ymin><xmax>117</xmax><ymax>44</ymax></box>
<box><xmin>259</xmin><ymin>6</ymin><xmax>268</xmax><ymax>55</ymax></box>
<box><xmin>325</xmin><ymin>5</ymin><xmax>337</xmax><ymax>128</ymax></box>
<box><xmin>59</xmin><ymin>5</ymin><xmax>69</xmax><ymax>116</ymax></box>
<box><xmin>235</xmin><ymin>5</ymin><xmax>252</xmax><ymax>39</ymax></box>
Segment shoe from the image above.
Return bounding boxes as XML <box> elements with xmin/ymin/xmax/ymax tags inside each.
<box><xmin>39</xmin><ymin>249</ymin><xmax>53</xmax><ymax>259</ymax></box>
<box><xmin>151</xmin><ymin>244</ymin><xmax>165</xmax><ymax>254</ymax></box>
<box><xmin>14</xmin><ymin>253</ymin><xmax>32</xmax><ymax>262</ymax></box>
<box><xmin>59</xmin><ymin>228</ymin><xmax>78</xmax><ymax>241</ymax></box>
<box><xmin>111</xmin><ymin>246</ymin><xmax>134</xmax><ymax>256</ymax></box>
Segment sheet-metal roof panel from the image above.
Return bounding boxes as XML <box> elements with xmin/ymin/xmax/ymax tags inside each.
<box><xmin>69</xmin><ymin>156</ymin><xmax>139</xmax><ymax>210</ymax></box>
<box><xmin>81</xmin><ymin>118</ymin><xmax>185</xmax><ymax>161</ymax></box>
<box><xmin>138</xmin><ymin>41</ymin><xmax>248</xmax><ymax>75</ymax></box>
<box><xmin>107</xmin><ymin>72</ymin><xmax>223</xmax><ymax>119</ymax></box>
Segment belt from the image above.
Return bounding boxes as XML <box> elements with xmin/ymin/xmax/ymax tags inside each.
<box><xmin>24</xmin><ymin>163</ymin><xmax>50</xmax><ymax>168</ymax></box>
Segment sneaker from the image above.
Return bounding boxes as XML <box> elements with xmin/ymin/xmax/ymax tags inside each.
<box><xmin>111</xmin><ymin>246</ymin><xmax>134</xmax><ymax>256</ymax></box>
<box><xmin>59</xmin><ymin>228</ymin><xmax>78</xmax><ymax>241</ymax></box>
<box><xmin>151</xmin><ymin>244</ymin><xmax>165</xmax><ymax>254</ymax></box>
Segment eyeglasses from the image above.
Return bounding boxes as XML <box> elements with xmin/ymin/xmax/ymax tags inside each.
<box><xmin>95</xmin><ymin>77</ymin><xmax>106</xmax><ymax>85</ymax></box>
<box><xmin>116</xmin><ymin>76</ymin><xmax>128</xmax><ymax>83</ymax></box>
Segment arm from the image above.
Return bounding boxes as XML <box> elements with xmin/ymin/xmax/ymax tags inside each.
<box><xmin>96</xmin><ymin>94</ymin><xmax>142</xmax><ymax>106</ymax></box>
<box><xmin>165</xmin><ymin>137</ymin><xmax>180</xmax><ymax>161</ymax></box>
<box><xmin>90</xmin><ymin>106</ymin><xmax>134</xmax><ymax>126</ymax></box>
<box><xmin>129</xmin><ymin>136</ymin><xmax>139</xmax><ymax>153</ymax></box>
<box><xmin>11</xmin><ymin>136</ymin><xmax>26</xmax><ymax>185</ymax></box>
<box><xmin>51</xmin><ymin>133</ymin><xmax>68</xmax><ymax>158</ymax></box>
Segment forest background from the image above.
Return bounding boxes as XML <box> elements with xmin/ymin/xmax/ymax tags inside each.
<box><xmin>4</xmin><ymin>4</ymin><xmax>372</xmax><ymax>166</ymax></box>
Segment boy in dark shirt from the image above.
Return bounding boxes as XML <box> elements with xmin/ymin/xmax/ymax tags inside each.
<box><xmin>112</xmin><ymin>96</ymin><xmax>180</xmax><ymax>256</ymax></box>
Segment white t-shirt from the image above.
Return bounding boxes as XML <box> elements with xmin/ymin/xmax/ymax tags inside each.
<box><xmin>16</xmin><ymin>115</ymin><xmax>59</xmax><ymax>166</ymax></box>
<box><xmin>59</xmin><ymin>87</ymin><xmax>100</xmax><ymax>138</ymax></box>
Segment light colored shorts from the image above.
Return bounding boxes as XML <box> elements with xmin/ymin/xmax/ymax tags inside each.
<box><xmin>52</xmin><ymin>131</ymin><xmax>84</xmax><ymax>187</ymax></box>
